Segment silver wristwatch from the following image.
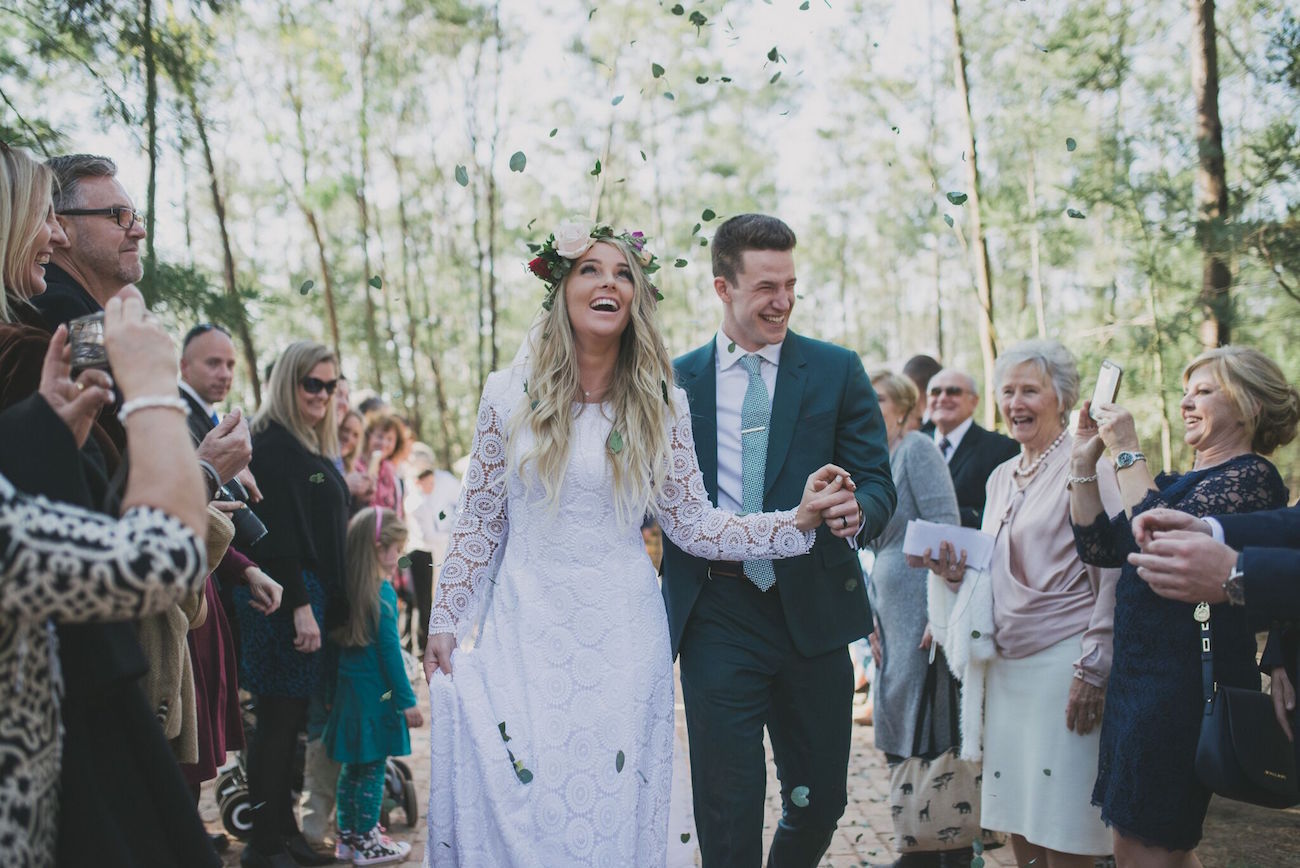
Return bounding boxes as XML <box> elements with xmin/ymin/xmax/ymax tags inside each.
<box><xmin>1114</xmin><ymin>451</ymin><xmax>1146</xmax><ymax>470</ymax></box>
<box><xmin>1222</xmin><ymin>555</ymin><xmax>1246</xmax><ymax>607</ymax></box>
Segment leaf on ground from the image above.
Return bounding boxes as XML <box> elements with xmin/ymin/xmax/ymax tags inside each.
<box><xmin>454</xmin><ymin>165</ymin><xmax>469</xmax><ymax>186</ymax></box>
<box><xmin>509</xmin><ymin>151</ymin><xmax>527</xmax><ymax>172</ymax></box>
<box><xmin>298</xmin><ymin>279</ymin><xmax>314</xmax><ymax>295</ymax></box>
<box><xmin>791</xmin><ymin>785</ymin><xmax>810</xmax><ymax>807</ymax></box>
<box><xmin>946</xmin><ymin>191</ymin><xmax>968</xmax><ymax>205</ymax></box>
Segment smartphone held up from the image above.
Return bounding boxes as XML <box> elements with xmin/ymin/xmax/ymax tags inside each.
<box><xmin>1089</xmin><ymin>360</ymin><xmax>1122</xmax><ymax>420</ymax></box>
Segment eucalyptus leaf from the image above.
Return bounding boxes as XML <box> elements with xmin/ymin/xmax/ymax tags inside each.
<box><xmin>608</xmin><ymin>430</ymin><xmax>624</xmax><ymax>454</ymax></box>
<box><xmin>549</xmin><ymin>128</ymin><xmax>558</xmax><ymax>138</ymax></box>
<box><xmin>943</xmin><ymin>214</ymin><xmax>955</xmax><ymax>228</ymax></box>
<box><xmin>701</xmin><ymin>208</ymin><xmax>716</xmax><ymax>221</ymax></box>
<box><xmin>1066</xmin><ymin>137</ymin><xmax>1077</xmax><ymax>152</ymax></box>
<box><xmin>770</xmin><ymin>71</ymin><xmax>782</xmax><ymax>84</ymax></box>
<box><xmin>719</xmin><ymin>76</ymin><xmax>732</xmax><ymax>83</ymax></box>
<box><xmin>799</xmin><ymin>0</ymin><xmax>809</xmax><ymax>8</ymax></box>
<box><xmin>790</xmin><ymin>785</ymin><xmax>810</xmax><ymax>807</ymax></box>
<box><xmin>298</xmin><ymin>279</ymin><xmax>314</xmax><ymax>295</ymax></box>
<box><xmin>612</xmin><ymin>94</ymin><xmax>624</xmax><ymax>105</ymax></box>
<box><xmin>368</xmin><ymin>275</ymin><xmax>383</xmax><ymax>289</ymax></box>
<box><xmin>674</xmin><ymin>258</ymin><xmax>687</xmax><ymax>267</ymax></box>
<box><xmin>691</xmin><ymin>222</ymin><xmax>701</xmax><ymax>235</ymax></box>
<box><xmin>398</xmin><ymin>555</ymin><xmax>411</xmax><ymax>570</ymax></box>
<box><xmin>946</xmin><ymin>192</ymin><xmax>968</xmax><ymax>205</ymax></box>
<box><xmin>455</xmin><ymin>165</ymin><xmax>469</xmax><ymax>186</ymax></box>
<box><xmin>1067</xmin><ymin>208</ymin><xmax>1086</xmax><ymax>219</ymax></box>
<box><xmin>728</xmin><ymin>341</ymin><xmax>736</xmax><ymax>353</ymax></box>
<box><xmin>695</xmin><ymin>75</ymin><xmax>709</xmax><ymax>84</ymax></box>
<box><xmin>498</xmin><ymin>721</ymin><xmax>511</xmax><ymax>742</ymax></box>
<box><xmin>652</xmin><ymin>62</ymin><xmax>665</xmax><ymax>78</ymax></box>
<box><xmin>1043</xmin><ymin>768</ymin><xmax>1052</xmax><ymax>776</ymax></box>
<box><xmin>671</xmin><ymin>3</ymin><xmax>684</xmax><ymax>12</ymax></box>
<box><xmin>509</xmin><ymin>151</ymin><xmax>527</xmax><ymax>172</ymax></box>
<box><xmin>308</xmin><ymin>472</ymin><xmax>324</xmax><ymax>484</ymax></box>
<box><xmin>664</xmin><ymin>92</ymin><xmax>675</xmax><ymax>101</ymax></box>
<box><xmin>680</xmin><ymin>833</ymin><xmax>691</xmax><ymax>843</ymax></box>
<box><xmin>661</xmin><ymin>380</ymin><xmax>670</xmax><ymax>404</ymax></box>
<box><xmin>688</xmin><ymin>10</ymin><xmax>707</xmax><ymax>29</ymax></box>
<box><xmin>616</xmin><ymin>750</ymin><xmax>625</xmax><ymax>772</ymax></box>
<box><xmin>438</xmin><ymin>511</ymin><xmax>446</xmax><ymax>521</ymax></box>
<box><xmin>767</xmin><ymin>45</ymin><xmax>779</xmax><ymax>62</ymax></box>
<box><xmin>591</xmin><ymin>160</ymin><xmax>602</xmax><ymax>176</ymax></box>
<box><xmin>640</xmin><ymin>150</ymin><xmax>647</xmax><ymax>161</ymax></box>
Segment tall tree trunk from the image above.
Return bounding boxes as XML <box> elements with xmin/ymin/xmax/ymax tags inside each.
<box><xmin>950</xmin><ymin>0</ymin><xmax>999</xmax><ymax>427</ymax></box>
<box><xmin>390</xmin><ymin>153</ymin><xmax>424</xmax><ymax>439</ymax></box>
<box><xmin>1192</xmin><ymin>0</ymin><xmax>1231</xmax><ymax>348</ymax></box>
<box><xmin>187</xmin><ymin>90</ymin><xmax>262</xmax><ymax>404</ymax></box>
<box><xmin>485</xmin><ymin>0</ymin><xmax>503</xmax><ymax>374</ymax></box>
<box><xmin>354</xmin><ymin>20</ymin><xmax>385</xmax><ymax>392</ymax></box>
<box><xmin>1026</xmin><ymin>148</ymin><xmax>1047</xmax><ymax>338</ymax></box>
<box><xmin>140</xmin><ymin>0</ymin><xmax>159</xmax><ymax>289</ymax></box>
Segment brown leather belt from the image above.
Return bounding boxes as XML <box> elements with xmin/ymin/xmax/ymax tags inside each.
<box><xmin>707</xmin><ymin>560</ymin><xmax>746</xmax><ymax>580</ymax></box>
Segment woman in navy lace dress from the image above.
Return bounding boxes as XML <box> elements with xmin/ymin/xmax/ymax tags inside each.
<box><xmin>1069</xmin><ymin>346</ymin><xmax>1299</xmax><ymax>863</ymax></box>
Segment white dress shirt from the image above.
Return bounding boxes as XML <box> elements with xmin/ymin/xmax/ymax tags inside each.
<box><xmin>179</xmin><ymin>378</ymin><xmax>216</xmax><ymax>423</ymax></box>
<box><xmin>714</xmin><ymin>330</ymin><xmax>781</xmax><ymax>515</ymax></box>
<box><xmin>933</xmin><ymin>415</ymin><xmax>974</xmax><ymax>463</ymax></box>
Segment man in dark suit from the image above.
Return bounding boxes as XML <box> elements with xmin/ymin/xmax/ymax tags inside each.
<box><xmin>921</xmin><ymin>368</ymin><xmax>1019</xmax><ymax>528</ymax></box>
<box><xmin>661</xmin><ymin>214</ymin><xmax>896</xmax><ymax>868</ymax></box>
<box><xmin>1130</xmin><ymin>506</ymin><xmax>1300</xmax><ymax>757</ymax></box>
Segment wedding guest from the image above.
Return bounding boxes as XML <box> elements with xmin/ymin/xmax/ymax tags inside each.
<box><xmin>404</xmin><ymin>466</ymin><xmax>460</xmax><ymax>652</ymax></box>
<box><xmin>1069</xmin><ymin>345</ymin><xmax>1296</xmax><ymax>862</ymax></box>
<box><xmin>866</xmin><ymin>371</ymin><xmax>963</xmax><ymax>868</ymax></box>
<box><xmin>0</xmin><ymin>288</ymin><xmax>210</xmax><ymax>868</ymax></box>
<box><xmin>919</xmin><ymin>340</ymin><xmax>1121</xmax><ymax>867</ymax></box>
<box><xmin>923</xmin><ymin>368</ymin><xmax>1019</xmax><ymax>528</ymax></box>
<box><xmin>903</xmin><ymin>354</ymin><xmax>942</xmax><ymax>431</ymax></box>
<box><xmin>355</xmin><ymin>411</ymin><xmax>407</xmax><ymax>519</ymax></box>
<box><xmin>238</xmin><ymin>342</ymin><xmax>349</xmax><ymax>868</ymax></box>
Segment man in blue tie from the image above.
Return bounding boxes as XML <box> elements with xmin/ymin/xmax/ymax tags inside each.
<box><xmin>662</xmin><ymin>214</ymin><xmax>896</xmax><ymax>867</ymax></box>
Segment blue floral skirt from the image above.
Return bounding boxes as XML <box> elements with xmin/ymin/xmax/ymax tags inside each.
<box><xmin>235</xmin><ymin>570</ymin><xmax>326</xmax><ymax>699</ymax></box>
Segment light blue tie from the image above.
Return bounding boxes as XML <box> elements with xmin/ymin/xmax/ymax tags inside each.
<box><xmin>739</xmin><ymin>354</ymin><xmax>776</xmax><ymax>591</ymax></box>
<box><xmin>210</xmin><ymin>410</ymin><xmax>220</xmax><ymax>427</ymax></box>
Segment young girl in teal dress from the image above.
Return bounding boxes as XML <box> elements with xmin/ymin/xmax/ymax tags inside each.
<box><xmin>324</xmin><ymin>507</ymin><xmax>423</xmax><ymax>865</ymax></box>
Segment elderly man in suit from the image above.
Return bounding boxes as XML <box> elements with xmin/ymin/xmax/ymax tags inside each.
<box><xmin>923</xmin><ymin>368</ymin><xmax>1019</xmax><ymax>528</ymax></box>
<box><xmin>661</xmin><ymin>214</ymin><xmax>896</xmax><ymax>868</ymax></box>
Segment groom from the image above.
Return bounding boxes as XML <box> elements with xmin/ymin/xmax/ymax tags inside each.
<box><xmin>662</xmin><ymin>214</ymin><xmax>895</xmax><ymax>867</ymax></box>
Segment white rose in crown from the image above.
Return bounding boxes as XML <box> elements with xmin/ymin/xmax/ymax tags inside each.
<box><xmin>553</xmin><ymin>216</ymin><xmax>596</xmax><ymax>259</ymax></box>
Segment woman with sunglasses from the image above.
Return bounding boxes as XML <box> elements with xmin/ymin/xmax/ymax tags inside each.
<box><xmin>239</xmin><ymin>342</ymin><xmax>349</xmax><ymax>868</ymax></box>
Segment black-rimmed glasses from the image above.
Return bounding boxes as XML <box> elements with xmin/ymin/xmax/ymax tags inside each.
<box><xmin>928</xmin><ymin>386</ymin><xmax>967</xmax><ymax>398</ymax></box>
<box><xmin>57</xmin><ymin>206</ymin><xmax>147</xmax><ymax>231</ymax></box>
<box><xmin>300</xmin><ymin>376</ymin><xmax>339</xmax><ymax>396</ymax></box>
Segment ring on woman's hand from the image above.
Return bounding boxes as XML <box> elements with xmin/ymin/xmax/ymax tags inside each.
<box><xmin>76</xmin><ymin>381</ymin><xmax>85</xmax><ymax>392</ymax></box>
<box><xmin>840</xmin><ymin>515</ymin><xmax>848</xmax><ymax>529</ymax></box>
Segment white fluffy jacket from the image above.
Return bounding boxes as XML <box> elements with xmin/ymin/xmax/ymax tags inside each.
<box><xmin>927</xmin><ymin>567</ymin><xmax>996</xmax><ymax>760</ymax></box>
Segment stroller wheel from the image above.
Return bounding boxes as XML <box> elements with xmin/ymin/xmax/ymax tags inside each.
<box><xmin>401</xmin><ymin>778</ymin><xmax>419</xmax><ymax>828</ymax></box>
<box><xmin>215</xmin><ymin>769</ymin><xmax>243</xmax><ymax>804</ymax></box>
<box><xmin>221</xmin><ymin>791</ymin><xmax>255</xmax><ymax>841</ymax></box>
<box><xmin>391</xmin><ymin>758</ymin><xmax>412</xmax><ymax>781</ymax></box>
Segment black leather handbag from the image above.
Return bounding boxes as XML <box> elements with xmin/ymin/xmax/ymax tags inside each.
<box><xmin>1193</xmin><ymin>603</ymin><xmax>1300</xmax><ymax>809</ymax></box>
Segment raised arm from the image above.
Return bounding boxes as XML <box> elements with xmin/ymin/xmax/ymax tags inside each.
<box><xmin>0</xmin><ymin>477</ymin><xmax>205</xmax><ymax>623</ymax></box>
<box><xmin>653</xmin><ymin>398</ymin><xmax>815</xmax><ymax>561</ymax></box>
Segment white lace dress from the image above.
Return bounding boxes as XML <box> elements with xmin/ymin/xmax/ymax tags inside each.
<box><xmin>425</xmin><ymin>367</ymin><xmax>814</xmax><ymax>867</ymax></box>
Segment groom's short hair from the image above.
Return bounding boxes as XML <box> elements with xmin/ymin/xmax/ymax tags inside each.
<box><xmin>711</xmin><ymin>214</ymin><xmax>797</xmax><ymax>284</ymax></box>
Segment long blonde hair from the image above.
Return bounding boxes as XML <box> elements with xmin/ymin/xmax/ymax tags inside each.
<box><xmin>335</xmin><ymin>507</ymin><xmax>408</xmax><ymax>647</ymax></box>
<box><xmin>252</xmin><ymin>341</ymin><xmax>340</xmax><ymax>457</ymax></box>
<box><xmin>1</xmin><ymin>144</ymin><xmax>55</xmax><ymax>320</ymax></box>
<box><xmin>509</xmin><ymin>237</ymin><xmax>676</xmax><ymax>525</ymax></box>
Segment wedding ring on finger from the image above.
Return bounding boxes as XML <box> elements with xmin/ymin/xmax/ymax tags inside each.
<box><xmin>840</xmin><ymin>516</ymin><xmax>848</xmax><ymax>529</ymax></box>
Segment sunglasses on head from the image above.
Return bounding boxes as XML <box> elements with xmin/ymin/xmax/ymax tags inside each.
<box><xmin>300</xmin><ymin>376</ymin><xmax>339</xmax><ymax>396</ymax></box>
<box><xmin>929</xmin><ymin>386</ymin><xmax>966</xmax><ymax>398</ymax></box>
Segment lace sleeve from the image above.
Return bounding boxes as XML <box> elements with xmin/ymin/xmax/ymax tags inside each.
<box><xmin>1139</xmin><ymin>454</ymin><xmax>1288</xmax><ymax>518</ymax></box>
<box><xmin>1071</xmin><ymin>510</ymin><xmax>1128</xmax><ymax>568</ymax></box>
<box><xmin>428</xmin><ymin>391</ymin><xmax>509</xmax><ymax>636</ymax></box>
<box><xmin>0</xmin><ymin>479</ymin><xmax>206</xmax><ymax>623</ymax></box>
<box><xmin>653</xmin><ymin>395</ymin><xmax>815</xmax><ymax>561</ymax></box>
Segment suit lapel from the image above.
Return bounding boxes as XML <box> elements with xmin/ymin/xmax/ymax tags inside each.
<box><xmin>765</xmin><ymin>333</ymin><xmax>808</xmax><ymax>497</ymax></box>
<box><xmin>676</xmin><ymin>343</ymin><xmax>719</xmax><ymax>504</ymax></box>
<box><xmin>947</xmin><ymin>423</ymin><xmax>981</xmax><ymax>477</ymax></box>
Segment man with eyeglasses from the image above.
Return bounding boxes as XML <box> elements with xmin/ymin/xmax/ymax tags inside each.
<box><xmin>35</xmin><ymin>154</ymin><xmax>146</xmax><ymax>328</ymax></box>
<box><xmin>922</xmin><ymin>368</ymin><xmax>1019</xmax><ymax>528</ymax></box>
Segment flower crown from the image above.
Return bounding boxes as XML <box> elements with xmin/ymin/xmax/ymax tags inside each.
<box><xmin>526</xmin><ymin>216</ymin><xmax>662</xmax><ymax>310</ymax></box>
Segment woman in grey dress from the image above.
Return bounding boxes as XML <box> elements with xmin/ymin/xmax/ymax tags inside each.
<box><xmin>867</xmin><ymin>371</ymin><xmax>963</xmax><ymax>868</ymax></box>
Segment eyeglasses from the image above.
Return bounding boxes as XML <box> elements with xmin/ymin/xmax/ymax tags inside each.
<box><xmin>300</xmin><ymin>376</ymin><xmax>339</xmax><ymax>396</ymax></box>
<box><xmin>57</xmin><ymin>206</ymin><xmax>147</xmax><ymax>231</ymax></box>
<box><xmin>929</xmin><ymin>386</ymin><xmax>967</xmax><ymax>398</ymax></box>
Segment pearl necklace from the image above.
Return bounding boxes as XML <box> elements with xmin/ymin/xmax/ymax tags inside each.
<box><xmin>1013</xmin><ymin>428</ymin><xmax>1067</xmax><ymax>478</ymax></box>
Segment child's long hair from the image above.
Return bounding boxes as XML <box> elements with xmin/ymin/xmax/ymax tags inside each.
<box><xmin>335</xmin><ymin>507</ymin><xmax>408</xmax><ymax>648</ymax></box>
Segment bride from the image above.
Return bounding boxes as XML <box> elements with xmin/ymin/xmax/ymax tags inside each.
<box><xmin>422</xmin><ymin>218</ymin><xmax>853</xmax><ymax>866</ymax></box>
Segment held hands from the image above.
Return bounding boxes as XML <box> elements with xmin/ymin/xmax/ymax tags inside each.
<box><xmin>425</xmin><ymin>632</ymin><xmax>457</xmax><ymax>682</ymax></box>
<box><xmin>38</xmin><ymin>324</ymin><xmax>113</xmax><ymax>447</ymax></box>
<box><xmin>1066</xmin><ymin>676</ymin><xmax>1104</xmax><ymax>735</ymax></box>
<box><xmin>244</xmin><ymin>566</ymin><xmax>283</xmax><ymax>615</ymax></box>
<box><xmin>292</xmin><ymin>604</ymin><xmax>322</xmax><ymax>653</ymax></box>
<box><xmin>404</xmin><ymin>706</ymin><xmax>425</xmax><ymax>728</ymax></box>
<box><xmin>1131</xmin><ymin>508</ymin><xmax>1212</xmax><ymax>547</ymax></box>
<box><xmin>906</xmin><ymin>541</ymin><xmax>968</xmax><ymax>588</ymax></box>
<box><xmin>197</xmin><ymin>408</ymin><xmax>252</xmax><ymax>483</ymax></box>
<box><xmin>796</xmin><ymin>464</ymin><xmax>857</xmax><ymax>533</ymax></box>
<box><xmin>103</xmin><ymin>287</ymin><xmax>179</xmax><ymax>401</ymax></box>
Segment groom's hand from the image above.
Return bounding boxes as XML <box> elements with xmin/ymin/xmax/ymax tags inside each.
<box><xmin>820</xmin><ymin>486</ymin><xmax>862</xmax><ymax>539</ymax></box>
<box><xmin>796</xmin><ymin>464</ymin><xmax>854</xmax><ymax>531</ymax></box>
<box><xmin>425</xmin><ymin>632</ymin><xmax>457</xmax><ymax>682</ymax></box>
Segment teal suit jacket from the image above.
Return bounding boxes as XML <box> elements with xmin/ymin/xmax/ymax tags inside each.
<box><xmin>660</xmin><ymin>331</ymin><xmax>896</xmax><ymax>658</ymax></box>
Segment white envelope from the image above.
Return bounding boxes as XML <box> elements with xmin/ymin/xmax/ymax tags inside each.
<box><xmin>901</xmin><ymin>519</ymin><xmax>996</xmax><ymax>572</ymax></box>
